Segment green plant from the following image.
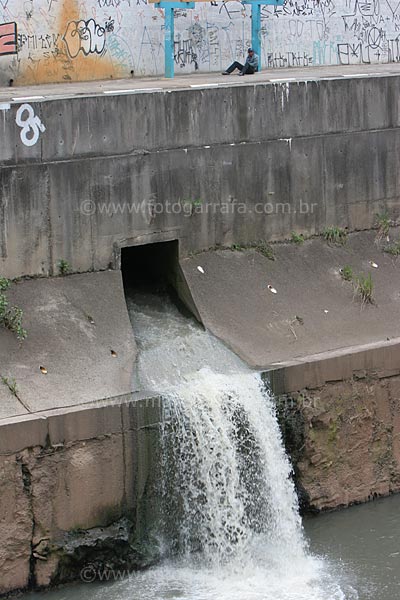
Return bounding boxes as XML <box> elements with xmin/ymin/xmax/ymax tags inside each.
<box><xmin>58</xmin><ymin>259</ymin><xmax>71</xmax><ymax>276</ymax></box>
<box><xmin>254</xmin><ymin>241</ymin><xmax>275</xmax><ymax>261</ymax></box>
<box><xmin>323</xmin><ymin>226</ymin><xmax>347</xmax><ymax>245</ymax></box>
<box><xmin>384</xmin><ymin>241</ymin><xmax>400</xmax><ymax>256</ymax></box>
<box><xmin>375</xmin><ymin>212</ymin><xmax>391</xmax><ymax>241</ymax></box>
<box><xmin>0</xmin><ymin>276</ymin><xmax>10</xmax><ymax>292</ymax></box>
<box><xmin>1</xmin><ymin>376</ymin><xmax>18</xmax><ymax>397</ymax></box>
<box><xmin>340</xmin><ymin>265</ymin><xmax>353</xmax><ymax>281</ymax></box>
<box><xmin>230</xmin><ymin>243</ymin><xmax>244</xmax><ymax>252</ymax></box>
<box><xmin>291</xmin><ymin>232</ymin><xmax>305</xmax><ymax>245</ymax></box>
<box><xmin>0</xmin><ymin>277</ymin><xmax>27</xmax><ymax>341</ymax></box>
<box><xmin>354</xmin><ymin>273</ymin><xmax>374</xmax><ymax>306</ymax></box>
<box><xmin>191</xmin><ymin>198</ymin><xmax>202</xmax><ymax>208</ymax></box>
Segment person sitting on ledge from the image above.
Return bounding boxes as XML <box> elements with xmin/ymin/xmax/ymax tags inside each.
<box><xmin>222</xmin><ymin>48</ymin><xmax>259</xmax><ymax>76</ymax></box>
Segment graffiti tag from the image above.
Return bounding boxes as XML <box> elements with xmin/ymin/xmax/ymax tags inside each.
<box><xmin>16</xmin><ymin>104</ymin><xmax>46</xmax><ymax>147</ymax></box>
<box><xmin>63</xmin><ymin>19</ymin><xmax>106</xmax><ymax>59</ymax></box>
<box><xmin>0</xmin><ymin>22</ymin><xmax>17</xmax><ymax>56</ymax></box>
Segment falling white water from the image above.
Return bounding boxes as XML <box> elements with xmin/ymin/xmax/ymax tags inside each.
<box><xmin>123</xmin><ymin>290</ymin><xmax>351</xmax><ymax>600</ymax></box>
<box><xmin>162</xmin><ymin>370</ymin><xmax>304</xmax><ymax>565</ymax></box>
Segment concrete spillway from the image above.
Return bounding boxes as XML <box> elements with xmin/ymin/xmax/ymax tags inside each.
<box><xmin>2</xmin><ymin>70</ymin><xmax>400</xmax><ymax>594</ymax></box>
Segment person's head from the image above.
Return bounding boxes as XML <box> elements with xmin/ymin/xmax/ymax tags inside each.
<box><xmin>248</xmin><ymin>48</ymin><xmax>254</xmax><ymax>56</ymax></box>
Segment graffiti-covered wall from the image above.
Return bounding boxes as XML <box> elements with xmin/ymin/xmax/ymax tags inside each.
<box><xmin>0</xmin><ymin>0</ymin><xmax>399</xmax><ymax>85</ymax></box>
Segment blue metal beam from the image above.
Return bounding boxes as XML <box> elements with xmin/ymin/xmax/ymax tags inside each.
<box><xmin>155</xmin><ymin>2</ymin><xmax>195</xmax><ymax>78</ymax></box>
<box><xmin>243</xmin><ymin>0</ymin><xmax>284</xmax><ymax>71</ymax></box>
<box><xmin>251</xmin><ymin>3</ymin><xmax>261</xmax><ymax>69</ymax></box>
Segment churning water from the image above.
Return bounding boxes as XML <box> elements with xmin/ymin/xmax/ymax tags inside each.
<box><xmin>123</xmin><ymin>290</ymin><xmax>351</xmax><ymax>600</ymax></box>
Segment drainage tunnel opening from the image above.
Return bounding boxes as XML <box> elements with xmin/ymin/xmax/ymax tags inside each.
<box><xmin>121</xmin><ymin>241</ymin><xmax>201</xmax><ymax>323</ymax></box>
<box><xmin>121</xmin><ymin>240</ymin><xmax>179</xmax><ymax>295</ymax></box>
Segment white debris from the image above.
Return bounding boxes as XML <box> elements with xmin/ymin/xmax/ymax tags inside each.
<box><xmin>267</xmin><ymin>285</ymin><xmax>277</xmax><ymax>294</ymax></box>
<box><xmin>369</xmin><ymin>261</ymin><xmax>378</xmax><ymax>268</ymax></box>
<box><xmin>197</xmin><ymin>266</ymin><xmax>205</xmax><ymax>274</ymax></box>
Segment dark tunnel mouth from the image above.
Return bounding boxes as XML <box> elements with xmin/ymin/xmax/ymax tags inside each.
<box><xmin>121</xmin><ymin>240</ymin><xmax>202</xmax><ymax>324</ymax></box>
<box><xmin>121</xmin><ymin>240</ymin><xmax>180</xmax><ymax>294</ymax></box>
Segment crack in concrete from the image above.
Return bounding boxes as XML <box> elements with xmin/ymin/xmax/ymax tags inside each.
<box><xmin>17</xmin><ymin>453</ymin><xmax>36</xmax><ymax>589</ymax></box>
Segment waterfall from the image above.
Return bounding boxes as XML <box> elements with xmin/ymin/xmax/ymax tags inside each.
<box><xmin>124</xmin><ymin>290</ymin><xmax>348</xmax><ymax>600</ymax></box>
<box><xmin>161</xmin><ymin>369</ymin><xmax>304</xmax><ymax>564</ymax></box>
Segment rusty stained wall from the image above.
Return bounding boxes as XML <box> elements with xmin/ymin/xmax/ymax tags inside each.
<box><xmin>1</xmin><ymin>0</ymin><xmax>400</xmax><ymax>85</ymax></box>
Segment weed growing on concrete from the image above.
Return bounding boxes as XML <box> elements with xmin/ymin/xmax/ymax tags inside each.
<box><xmin>0</xmin><ymin>277</ymin><xmax>27</xmax><ymax>341</ymax></box>
<box><xmin>375</xmin><ymin>212</ymin><xmax>391</xmax><ymax>242</ymax></box>
<box><xmin>291</xmin><ymin>232</ymin><xmax>305</xmax><ymax>245</ymax></box>
<box><xmin>354</xmin><ymin>273</ymin><xmax>374</xmax><ymax>306</ymax></box>
<box><xmin>322</xmin><ymin>226</ymin><xmax>347</xmax><ymax>245</ymax></box>
<box><xmin>229</xmin><ymin>241</ymin><xmax>275</xmax><ymax>260</ymax></box>
<box><xmin>253</xmin><ymin>241</ymin><xmax>274</xmax><ymax>260</ymax></box>
<box><xmin>340</xmin><ymin>265</ymin><xmax>353</xmax><ymax>281</ymax></box>
<box><xmin>384</xmin><ymin>240</ymin><xmax>400</xmax><ymax>256</ymax></box>
<box><xmin>58</xmin><ymin>259</ymin><xmax>71</xmax><ymax>276</ymax></box>
<box><xmin>1</xmin><ymin>376</ymin><xmax>18</xmax><ymax>397</ymax></box>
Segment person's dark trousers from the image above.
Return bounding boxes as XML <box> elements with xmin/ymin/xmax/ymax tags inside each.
<box><xmin>225</xmin><ymin>61</ymin><xmax>255</xmax><ymax>74</ymax></box>
<box><xmin>225</xmin><ymin>60</ymin><xmax>244</xmax><ymax>73</ymax></box>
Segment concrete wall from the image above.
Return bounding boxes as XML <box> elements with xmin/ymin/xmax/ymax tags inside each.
<box><xmin>0</xmin><ymin>394</ymin><xmax>162</xmax><ymax>595</ymax></box>
<box><xmin>1</xmin><ymin>0</ymin><xmax>400</xmax><ymax>85</ymax></box>
<box><xmin>269</xmin><ymin>339</ymin><xmax>400</xmax><ymax>511</ymax></box>
<box><xmin>2</xmin><ymin>75</ymin><xmax>400</xmax><ymax>279</ymax></box>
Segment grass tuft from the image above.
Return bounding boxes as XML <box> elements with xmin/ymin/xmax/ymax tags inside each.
<box><xmin>323</xmin><ymin>226</ymin><xmax>347</xmax><ymax>245</ymax></box>
<box><xmin>375</xmin><ymin>212</ymin><xmax>391</xmax><ymax>242</ymax></box>
<box><xmin>354</xmin><ymin>273</ymin><xmax>374</xmax><ymax>306</ymax></box>
<box><xmin>291</xmin><ymin>232</ymin><xmax>305</xmax><ymax>245</ymax></box>
<box><xmin>340</xmin><ymin>265</ymin><xmax>353</xmax><ymax>281</ymax></box>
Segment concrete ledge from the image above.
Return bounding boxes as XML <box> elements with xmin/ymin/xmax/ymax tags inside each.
<box><xmin>269</xmin><ymin>338</ymin><xmax>400</xmax><ymax>395</ymax></box>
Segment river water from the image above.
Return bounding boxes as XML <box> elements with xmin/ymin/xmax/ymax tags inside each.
<box><xmin>23</xmin><ymin>291</ymin><xmax>400</xmax><ymax>600</ymax></box>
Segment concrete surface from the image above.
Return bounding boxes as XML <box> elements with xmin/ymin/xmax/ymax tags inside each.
<box><xmin>0</xmin><ymin>393</ymin><xmax>162</xmax><ymax>595</ymax></box>
<box><xmin>0</xmin><ymin>270</ymin><xmax>137</xmax><ymax>419</ymax></box>
<box><xmin>2</xmin><ymin>69</ymin><xmax>400</xmax><ymax>278</ymax></box>
<box><xmin>2</xmin><ymin>63</ymin><xmax>400</xmax><ymax>101</ymax></box>
<box><xmin>181</xmin><ymin>230</ymin><xmax>400</xmax><ymax>369</ymax></box>
<box><xmin>274</xmin><ymin>365</ymin><xmax>400</xmax><ymax>511</ymax></box>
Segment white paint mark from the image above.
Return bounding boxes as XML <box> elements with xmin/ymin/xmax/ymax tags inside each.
<box><xmin>190</xmin><ymin>83</ymin><xmax>219</xmax><ymax>88</ymax></box>
<box><xmin>279</xmin><ymin>138</ymin><xmax>292</xmax><ymax>151</ymax></box>
<box><xmin>204</xmin><ymin>145</ymin><xmax>211</xmax><ymax>148</ymax></box>
<box><xmin>16</xmin><ymin>104</ymin><xmax>46</xmax><ymax>147</ymax></box>
<box><xmin>341</xmin><ymin>74</ymin><xmax>368</xmax><ymax>77</ymax></box>
<box><xmin>0</xmin><ymin>103</ymin><xmax>10</xmax><ymax>111</ymax></box>
<box><xmin>104</xmin><ymin>88</ymin><xmax>163</xmax><ymax>94</ymax></box>
<box><xmin>270</xmin><ymin>78</ymin><xmax>296</xmax><ymax>82</ymax></box>
<box><xmin>13</xmin><ymin>95</ymin><xmax>44</xmax><ymax>101</ymax></box>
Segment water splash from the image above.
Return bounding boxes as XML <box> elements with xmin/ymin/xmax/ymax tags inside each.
<box><xmin>124</xmin><ymin>290</ymin><xmax>349</xmax><ymax>600</ymax></box>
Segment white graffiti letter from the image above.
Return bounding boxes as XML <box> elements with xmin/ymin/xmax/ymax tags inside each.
<box><xmin>16</xmin><ymin>104</ymin><xmax>46</xmax><ymax>147</ymax></box>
